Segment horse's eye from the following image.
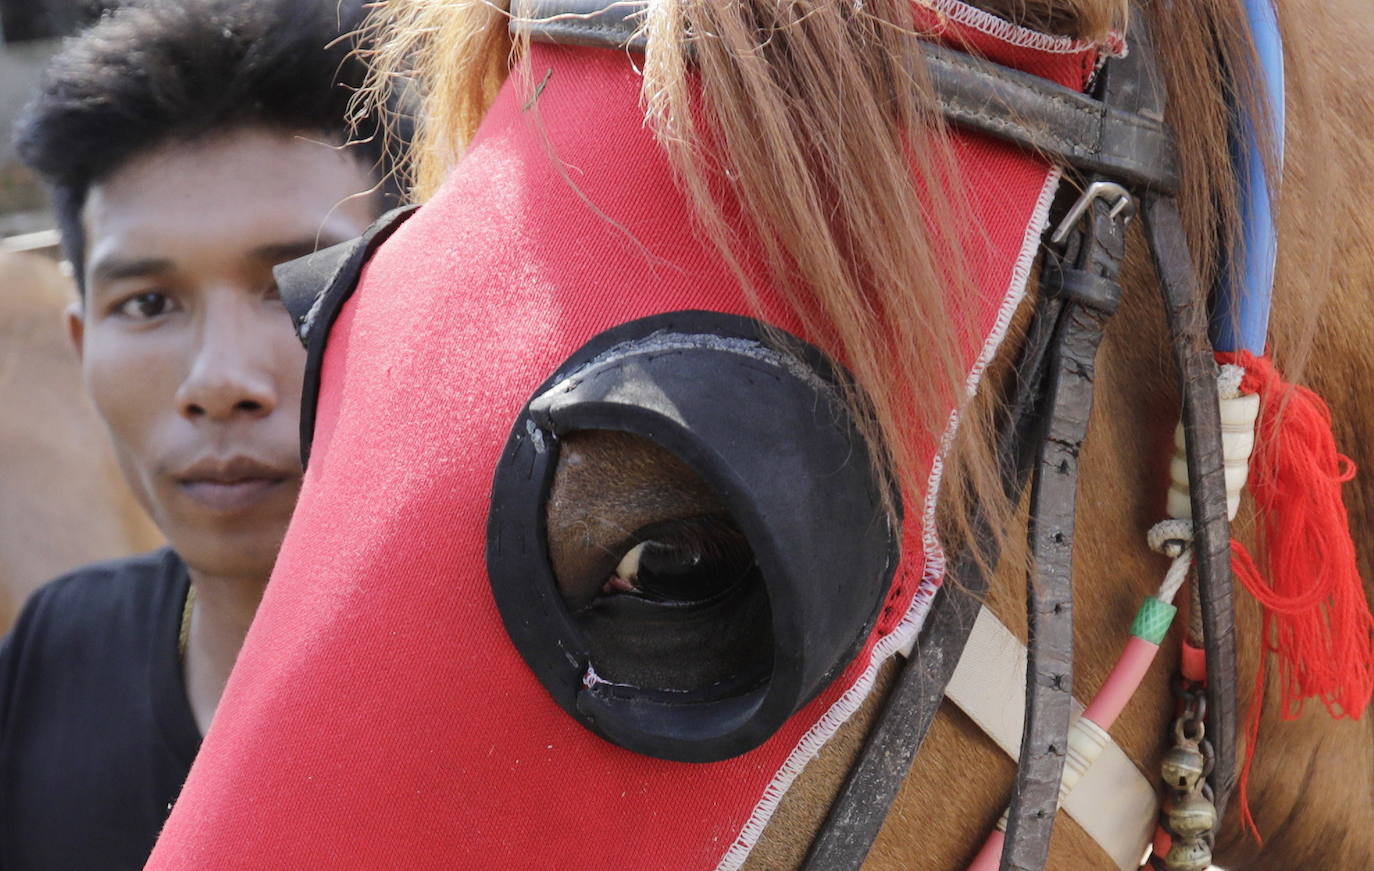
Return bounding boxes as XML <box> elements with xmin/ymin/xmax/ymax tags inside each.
<box><xmin>543</xmin><ymin>430</ymin><xmax>773</xmax><ymax>693</ymax></box>
<box><xmin>490</xmin><ymin>314</ymin><xmax>898</xmax><ymax>761</ymax></box>
<box><xmin>606</xmin><ymin>515</ymin><xmax>754</xmax><ymax>604</ymax></box>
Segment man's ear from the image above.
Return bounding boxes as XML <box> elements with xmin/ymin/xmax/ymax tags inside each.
<box><xmin>65</xmin><ymin>301</ymin><xmax>85</xmax><ymax>361</ymax></box>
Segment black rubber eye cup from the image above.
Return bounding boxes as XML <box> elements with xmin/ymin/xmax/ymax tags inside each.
<box><xmin>486</xmin><ymin>311</ymin><xmax>900</xmax><ymax>763</ymax></box>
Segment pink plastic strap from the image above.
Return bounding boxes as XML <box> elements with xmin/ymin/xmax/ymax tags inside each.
<box><xmin>1181</xmin><ymin>641</ymin><xmax>1207</xmax><ymax>684</ymax></box>
<box><xmin>1083</xmin><ymin>636</ymin><xmax>1161</xmax><ymax>729</ymax></box>
<box><xmin>967</xmin><ymin>829</ymin><xmax>1005</xmax><ymax>871</ymax></box>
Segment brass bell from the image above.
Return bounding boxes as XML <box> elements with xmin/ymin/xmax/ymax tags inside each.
<box><xmin>1160</xmin><ymin>742</ymin><xmax>1206</xmax><ymax>792</ymax></box>
<box><xmin>1165</xmin><ymin>792</ymin><xmax>1218</xmax><ymax>839</ymax></box>
<box><xmin>1163</xmin><ymin>838</ymin><xmax>1212</xmax><ymax>871</ymax></box>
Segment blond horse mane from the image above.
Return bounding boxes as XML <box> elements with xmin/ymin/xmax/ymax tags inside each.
<box><xmin>356</xmin><ymin>0</ymin><xmax>1308</xmax><ymax>595</ymax></box>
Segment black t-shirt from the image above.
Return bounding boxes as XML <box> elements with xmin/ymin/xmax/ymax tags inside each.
<box><xmin>0</xmin><ymin>548</ymin><xmax>201</xmax><ymax>871</ymax></box>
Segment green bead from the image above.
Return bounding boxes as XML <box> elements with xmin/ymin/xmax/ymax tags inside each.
<box><xmin>1130</xmin><ymin>596</ymin><xmax>1177</xmax><ymax>645</ymax></box>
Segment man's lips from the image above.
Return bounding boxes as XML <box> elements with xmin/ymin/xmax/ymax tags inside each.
<box><xmin>174</xmin><ymin>455</ymin><xmax>296</xmax><ymax>513</ymax></box>
<box><xmin>178</xmin><ymin>478</ymin><xmax>289</xmax><ymax>513</ymax></box>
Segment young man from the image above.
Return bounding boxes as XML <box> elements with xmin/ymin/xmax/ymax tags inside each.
<box><xmin>0</xmin><ymin>1</ymin><xmax>397</xmax><ymax>867</ymax></box>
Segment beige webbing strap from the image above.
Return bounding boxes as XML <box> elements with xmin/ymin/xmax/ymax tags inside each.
<box><xmin>902</xmin><ymin>607</ymin><xmax>1157</xmax><ymax>870</ymax></box>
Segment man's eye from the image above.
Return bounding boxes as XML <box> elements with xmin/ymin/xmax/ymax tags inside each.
<box><xmin>116</xmin><ymin>291</ymin><xmax>175</xmax><ymax>320</ymax></box>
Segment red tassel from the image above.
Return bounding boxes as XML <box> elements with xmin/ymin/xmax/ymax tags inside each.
<box><xmin>1218</xmin><ymin>350</ymin><xmax>1374</xmax><ymax>839</ymax></box>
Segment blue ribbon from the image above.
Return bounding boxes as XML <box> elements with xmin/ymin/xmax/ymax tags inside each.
<box><xmin>1211</xmin><ymin>0</ymin><xmax>1285</xmax><ymax>355</ymax></box>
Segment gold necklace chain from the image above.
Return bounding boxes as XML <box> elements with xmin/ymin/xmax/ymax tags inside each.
<box><xmin>178</xmin><ymin>585</ymin><xmax>197</xmax><ymax>660</ymax></box>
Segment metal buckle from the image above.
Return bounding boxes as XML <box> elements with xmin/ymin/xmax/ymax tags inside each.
<box><xmin>1050</xmin><ymin>180</ymin><xmax>1136</xmax><ymax>246</ymax></box>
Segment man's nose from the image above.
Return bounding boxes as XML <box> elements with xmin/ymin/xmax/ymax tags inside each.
<box><xmin>175</xmin><ymin>306</ymin><xmax>278</xmax><ymax>422</ymax></box>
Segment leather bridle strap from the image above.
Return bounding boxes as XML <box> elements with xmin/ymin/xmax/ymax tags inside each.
<box><xmin>1126</xmin><ymin>13</ymin><xmax>1239</xmax><ymax>818</ymax></box>
<box><xmin>512</xmin><ymin>2</ymin><xmax>1238</xmax><ymax>867</ymax></box>
<box><xmin>509</xmin><ymin>0</ymin><xmax>1179</xmax><ymax>195</ymax></box>
<box><xmin>804</xmin><ymin>29</ymin><xmax>1156</xmax><ymax>871</ymax></box>
<box><xmin>800</xmin><ymin>266</ymin><xmax>1071</xmax><ymax>868</ymax></box>
<box><xmin>920</xmin><ymin>42</ymin><xmax>1177</xmax><ymax>194</ymax></box>
<box><xmin>1003</xmin><ymin>187</ymin><xmax>1127</xmax><ymax>871</ymax></box>
<box><xmin>1000</xmin><ymin>28</ymin><xmax>1173</xmax><ymax>862</ymax></box>
<box><xmin>1142</xmin><ymin>193</ymin><xmax>1239</xmax><ymax>817</ymax></box>
<box><xmin>806</xmin><ymin>17</ymin><xmax>1237</xmax><ymax>870</ymax></box>
<box><xmin>800</xmin><ymin>185</ymin><xmax>1138</xmax><ymax>871</ymax></box>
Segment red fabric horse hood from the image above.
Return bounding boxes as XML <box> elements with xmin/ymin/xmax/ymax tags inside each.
<box><xmin>148</xmin><ymin>6</ymin><xmax>1105</xmax><ymax>868</ymax></box>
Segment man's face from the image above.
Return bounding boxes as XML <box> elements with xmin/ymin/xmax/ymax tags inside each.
<box><xmin>71</xmin><ymin>127</ymin><xmax>379</xmax><ymax>581</ymax></box>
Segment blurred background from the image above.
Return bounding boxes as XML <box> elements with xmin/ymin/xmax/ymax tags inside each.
<box><xmin>0</xmin><ymin>0</ymin><xmax>162</xmax><ymax>632</ymax></box>
<box><xmin>1</xmin><ymin>0</ymin><xmax>121</xmax><ymax>241</ymax></box>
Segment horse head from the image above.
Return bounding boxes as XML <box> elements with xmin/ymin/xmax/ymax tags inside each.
<box><xmin>147</xmin><ymin>1</ymin><xmax>1374</xmax><ymax>869</ymax></box>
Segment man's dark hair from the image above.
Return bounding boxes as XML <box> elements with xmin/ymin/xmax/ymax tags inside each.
<box><xmin>13</xmin><ymin>0</ymin><xmax>399</xmax><ymax>286</ymax></box>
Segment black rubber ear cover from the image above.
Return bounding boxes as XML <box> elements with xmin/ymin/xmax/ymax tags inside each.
<box><xmin>486</xmin><ymin>311</ymin><xmax>900</xmax><ymax>763</ymax></box>
<box><xmin>272</xmin><ymin>204</ymin><xmax>419</xmax><ymax>469</ymax></box>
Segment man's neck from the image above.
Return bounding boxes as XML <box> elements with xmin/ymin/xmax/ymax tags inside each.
<box><xmin>183</xmin><ymin>568</ymin><xmax>268</xmax><ymax>736</ymax></box>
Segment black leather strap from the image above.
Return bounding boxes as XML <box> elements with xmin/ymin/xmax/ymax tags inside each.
<box><xmin>1127</xmin><ymin>6</ymin><xmax>1237</xmax><ymax>822</ymax></box>
<box><xmin>510</xmin><ymin>0</ymin><xmax>1179</xmax><ymax>193</ymax></box>
<box><xmin>1041</xmin><ymin>261</ymin><xmax>1123</xmax><ymax>314</ymax></box>
<box><xmin>1143</xmin><ymin>193</ymin><xmax>1238</xmax><ymax>819</ymax></box>
<box><xmin>801</xmin><ymin>16</ymin><xmax>1163</xmax><ymax>868</ymax></box>
<box><xmin>920</xmin><ymin>43</ymin><xmax>1177</xmax><ymax>193</ymax></box>
<box><xmin>511</xmin><ymin>0</ymin><xmax>649</xmax><ymax>50</ymax></box>
<box><xmin>799</xmin><ymin>189</ymin><xmax>1130</xmax><ymax>871</ymax></box>
<box><xmin>1002</xmin><ymin>190</ymin><xmax>1126</xmax><ymax>871</ymax></box>
<box><xmin>273</xmin><ymin>204</ymin><xmax>419</xmax><ymax>468</ymax></box>
<box><xmin>800</xmin><ymin>246</ymin><xmax>1068</xmax><ymax>871</ymax></box>
<box><xmin>997</xmin><ymin>19</ymin><xmax>1177</xmax><ymax>865</ymax></box>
